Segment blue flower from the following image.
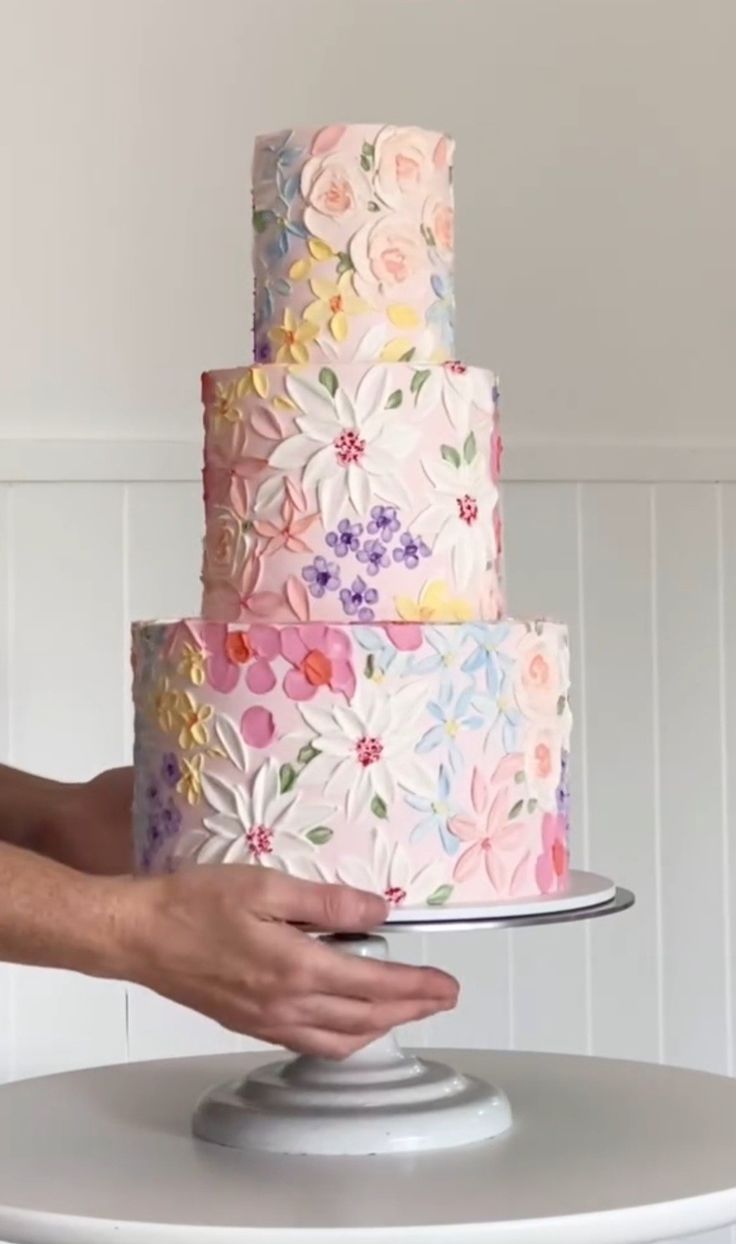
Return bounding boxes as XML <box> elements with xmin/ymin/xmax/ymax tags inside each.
<box><xmin>416</xmin><ymin>683</ymin><xmax>487</xmax><ymax>772</ymax></box>
<box><xmin>461</xmin><ymin>622</ymin><xmax>513</xmax><ymax>697</ymax></box>
<box><xmin>160</xmin><ymin>753</ymin><xmax>181</xmax><ymax>788</ymax></box>
<box><xmin>405</xmin><ymin>765</ymin><xmax>461</xmax><ymax>856</ymax></box>
<box><xmin>357</xmin><ymin>538</ymin><xmax>390</xmax><ymax>576</ymax></box>
<box><xmin>407</xmin><ymin>626</ymin><xmax>473</xmax><ymax>693</ymax></box>
<box><xmin>367</xmin><ymin>505</ymin><xmax>401</xmax><ymax>543</ymax></box>
<box><xmin>392</xmin><ymin>530</ymin><xmax>431</xmax><ymax>570</ymax></box>
<box><xmin>302</xmin><ymin>555</ymin><xmax>340</xmax><ymax>599</ymax></box>
<box><xmin>353</xmin><ymin>626</ymin><xmax>402</xmax><ymax>680</ymax></box>
<box><xmin>340</xmin><ymin>576</ymin><xmax>378</xmax><ymax>622</ymax></box>
<box><xmin>326</xmin><ymin>519</ymin><xmax>363</xmax><ymax>558</ymax></box>
<box><xmin>426</xmin><ymin>270</ymin><xmax>455</xmax><ymax>355</ymax></box>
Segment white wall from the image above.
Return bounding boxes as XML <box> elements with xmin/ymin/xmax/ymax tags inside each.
<box><xmin>1</xmin><ymin>3</ymin><xmax>735</xmax><ymax>1242</ymax></box>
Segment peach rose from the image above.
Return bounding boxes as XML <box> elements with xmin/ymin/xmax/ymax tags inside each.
<box><xmin>524</xmin><ymin>723</ymin><xmax>564</xmax><ymax>811</ymax></box>
<box><xmin>203</xmin><ymin>507</ymin><xmax>247</xmax><ymax>582</ymax></box>
<box><xmin>374</xmin><ymin>126</ymin><xmax>440</xmax><ymax>208</ymax></box>
<box><xmin>513</xmin><ymin>631</ymin><xmax>569</xmax><ymax>723</ymax></box>
<box><xmin>350</xmin><ymin>214</ymin><xmax>427</xmax><ymax>298</ymax></box>
<box><xmin>423</xmin><ymin>196</ymin><xmax>454</xmax><ymax>260</ymax></box>
<box><xmin>302</xmin><ymin>154</ymin><xmax>370</xmax><ymax>249</ymax></box>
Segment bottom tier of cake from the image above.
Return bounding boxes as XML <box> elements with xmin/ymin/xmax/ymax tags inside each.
<box><xmin>131</xmin><ymin>617</ymin><xmax>572</xmax><ymax>909</ymax></box>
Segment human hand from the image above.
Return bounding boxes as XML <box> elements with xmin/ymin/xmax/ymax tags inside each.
<box><xmin>116</xmin><ymin>866</ymin><xmax>459</xmax><ymax>1058</ymax></box>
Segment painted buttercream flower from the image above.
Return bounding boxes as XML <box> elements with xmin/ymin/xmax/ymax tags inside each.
<box><xmin>373</xmin><ymin>126</ymin><xmax>446</xmax><ymax>208</ymax></box>
<box><xmin>450</xmin><ymin>762</ymin><xmax>530</xmax><ymax>895</ymax></box>
<box><xmin>281</xmin><ymin>625</ymin><xmax>356</xmax><ymax>702</ymax></box>
<box><xmin>302</xmin><ymin>555</ymin><xmax>340</xmax><ymax>599</ymax></box>
<box><xmin>513</xmin><ymin>630</ymin><xmax>569</xmax><ymax>724</ymax></box>
<box><xmin>405</xmin><ymin>764</ymin><xmax>461</xmax><ymax>856</ymax></box>
<box><xmin>202</xmin><ymin>506</ymin><xmax>250</xmax><ymax>589</ymax></box>
<box><xmin>298</xmin><ymin>678</ymin><xmax>434</xmax><ymax>819</ymax></box>
<box><xmin>268</xmin><ymin>368</ymin><xmax>418</xmax><ymax>529</ymax></box>
<box><xmin>207</xmin><ymin>368</ymin><xmax>269</xmax><ymax>427</ymax></box>
<box><xmin>268</xmin><ymin>308</ymin><xmax>319</xmax><ymax>365</ymax></box>
<box><xmin>422</xmin><ymin>195</ymin><xmax>454</xmax><ymax>259</ymax></box>
<box><xmin>253</xmin><ymin>481</ymin><xmax>318</xmax><ymax>557</ymax></box>
<box><xmin>160</xmin><ymin>753</ymin><xmax>181</xmax><ymax>788</ymax></box>
<box><xmin>335</xmin><ymin>826</ymin><xmax>450</xmax><ymax>909</ymax></box>
<box><xmin>412</xmin><ymin>453</ymin><xmax>498</xmax><ymax>589</ymax></box>
<box><xmin>301</xmin><ymin>152</ymin><xmax>371</xmax><ymax>249</ymax></box>
<box><xmin>195</xmin><ymin>756</ymin><xmax>334</xmax><ymax>871</ymax></box>
<box><xmin>160</xmin><ymin>798</ymin><xmax>182</xmax><ymax>839</ymax></box>
<box><xmin>177</xmin><ymin>754</ymin><xmax>204</xmax><ymax>806</ymax></box>
<box><xmin>340</xmin><ymin>575</ymin><xmax>378</xmax><ymax>622</ymax></box>
<box><xmin>351</xmin><ymin>215</ymin><xmax>427</xmax><ymax>301</ymax></box>
<box><xmin>367</xmin><ymin>504</ymin><xmax>400</xmax><ymax>542</ymax></box>
<box><xmin>153</xmin><ymin>678</ymin><xmax>182</xmax><ymax>736</ymax></box>
<box><xmin>416</xmin><ymin>683</ymin><xmax>486</xmax><ymax>772</ymax></box>
<box><xmin>524</xmin><ymin>722</ymin><xmax>564</xmax><ymax>811</ymax></box>
<box><xmin>418</xmin><ymin>361</ymin><xmax>496</xmax><ymax>433</ymax></box>
<box><xmin>461</xmin><ymin>622</ymin><xmax>513</xmax><ymax>697</ymax></box>
<box><xmin>241</xmin><ymin>705</ymin><xmax>276</xmax><ymax>749</ymax></box>
<box><xmin>326</xmin><ymin>518</ymin><xmax>363</xmax><ymax>558</ymax></box>
<box><xmin>392</xmin><ymin>530</ymin><xmax>430</xmax><ymax>570</ymax></box>
<box><xmin>407</xmin><ymin>626</ymin><xmax>473</xmax><ymax>695</ymax></box>
<box><xmin>357</xmin><ymin>537</ymin><xmax>390</xmax><ymax>576</ymax></box>
<box><xmin>536</xmin><ymin>812</ymin><xmax>569</xmax><ymax>894</ymax></box>
<box><xmin>176</xmin><ymin>693</ymin><xmax>214</xmax><ymax>750</ymax></box>
<box><xmin>202</xmin><ymin>622</ymin><xmax>280</xmax><ymax>696</ymax></box>
<box><xmin>303</xmin><ymin>271</ymin><xmax>370</xmax><ymax>343</ymax></box>
<box><xmin>395</xmin><ymin>579</ymin><xmax>473</xmax><ymax>624</ymax></box>
<box><xmin>353</xmin><ymin>626</ymin><xmax>405</xmax><ymax>680</ymax></box>
<box><xmin>178</xmin><ymin>643</ymin><xmax>206</xmax><ymax>687</ymax></box>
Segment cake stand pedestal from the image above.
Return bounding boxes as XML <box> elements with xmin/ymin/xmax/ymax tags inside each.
<box><xmin>193</xmin><ymin>872</ymin><xmax>633</xmax><ymax>1156</ymax></box>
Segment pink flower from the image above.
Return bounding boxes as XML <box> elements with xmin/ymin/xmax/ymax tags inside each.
<box><xmin>514</xmin><ymin>632</ymin><xmax>566</xmax><ymax>722</ymax></box>
<box><xmin>280</xmin><ymin>625</ymin><xmax>356</xmax><ymax>702</ymax></box>
<box><xmin>351</xmin><ymin>215</ymin><xmax>426</xmax><ymax>298</ymax></box>
<box><xmin>536</xmin><ymin>812</ymin><xmax>569</xmax><ymax>893</ymax></box>
<box><xmin>202</xmin><ymin>623</ymin><xmax>280</xmax><ymax>695</ymax></box>
<box><xmin>241</xmin><ymin>706</ymin><xmax>275</xmax><ymax>749</ymax></box>
<box><xmin>253</xmin><ymin>478</ymin><xmax>318</xmax><ymax>556</ymax></box>
<box><xmin>374</xmin><ymin>126</ymin><xmax>439</xmax><ymax>208</ymax></box>
<box><xmin>450</xmin><ymin>758</ymin><xmax>530</xmax><ymax>895</ymax></box>
<box><xmin>382</xmin><ymin>622</ymin><xmax>423</xmax><ymax>652</ymax></box>
<box><xmin>423</xmin><ymin>196</ymin><xmax>454</xmax><ymax>260</ymax></box>
<box><xmin>491</xmin><ymin>429</ymin><xmax>503</xmax><ymax>481</ymax></box>
<box><xmin>302</xmin><ymin>153</ymin><xmax>370</xmax><ymax>248</ymax></box>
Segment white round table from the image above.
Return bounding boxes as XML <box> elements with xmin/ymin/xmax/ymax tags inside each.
<box><xmin>2</xmin><ymin>1050</ymin><xmax>736</xmax><ymax>1243</ymax></box>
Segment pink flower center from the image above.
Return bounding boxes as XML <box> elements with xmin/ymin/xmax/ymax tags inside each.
<box><xmin>535</xmin><ymin>742</ymin><xmax>552</xmax><ymax>779</ymax></box>
<box><xmin>322</xmin><ymin>177</ymin><xmax>353</xmax><ymax>215</ymax></box>
<box><xmin>355</xmin><ymin>735</ymin><xmax>383</xmax><ymax>767</ymax></box>
<box><xmin>395</xmin><ymin>153</ymin><xmax>421</xmax><ymax>185</ymax></box>
<box><xmin>529</xmin><ymin>654</ymin><xmax>550</xmax><ymax>686</ymax></box>
<box><xmin>385</xmin><ymin>885</ymin><xmax>407</xmax><ymax>906</ymax></box>
<box><xmin>381</xmin><ymin>245</ymin><xmax>409</xmax><ymax>282</ymax></box>
<box><xmin>456</xmin><ymin>494</ymin><xmax>479</xmax><ymax>525</ymax></box>
<box><xmin>445</xmin><ymin>360</ymin><xmax>467</xmax><ymax>375</ymax></box>
<box><xmin>334</xmin><ymin>429</ymin><xmax>366</xmax><ymax>466</ymax></box>
<box><xmin>247</xmin><ymin>825</ymin><xmax>273</xmax><ymax>858</ymax></box>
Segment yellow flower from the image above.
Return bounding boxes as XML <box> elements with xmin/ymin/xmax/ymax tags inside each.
<box><xmin>153</xmin><ymin>678</ymin><xmax>182</xmax><ymax>735</ymax></box>
<box><xmin>176</xmin><ymin>692</ymin><xmax>214</xmax><ymax>750</ymax></box>
<box><xmin>177</xmin><ymin>754</ymin><xmax>204</xmax><ymax>805</ymax></box>
<box><xmin>268</xmin><ymin>308</ymin><xmax>319</xmax><ymax>365</ymax></box>
<box><xmin>211</xmin><ymin>367</ymin><xmax>269</xmax><ymax>424</ymax></box>
<box><xmin>395</xmin><ymin>580</ymin><xmax>473</xmax><ymax>623</ymax></box>
<box><xmin>178</xmin><ymin>643</ymin><xmax>206</xmax><ymax>686</ymax></box>
<box><xmin>303</xmin><ymin>271</ymin><xmax>370</xmax><ymax>343</ymax></box>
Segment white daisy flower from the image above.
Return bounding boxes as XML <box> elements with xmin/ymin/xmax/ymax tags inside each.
<box><xmin>416</xmin><ymin>361</ymin><xmax>496</xmax><ymax>433</ymax></box>
<box><xmin>335</xmin><ymin>826</ymin><xmax>451</xmax><ymax>909</ymax></box>
<box><xmin>268</xmin><ymin>368</ymin><xmax>419</xmax><ymax>530</ymax></box>
<box><xmin>413</xmin><ymin>453</ymin><xmax>499</xmax><ymax>588</ymax></box>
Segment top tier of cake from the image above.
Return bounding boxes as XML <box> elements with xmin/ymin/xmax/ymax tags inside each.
<box><xmin>253</xmin><ymin>124</ymin><xmax>455</xmax><ymax>367</ymax></box>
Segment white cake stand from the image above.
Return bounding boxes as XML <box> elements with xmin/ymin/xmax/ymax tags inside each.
<box><xmin>193</xmin><ymin>870</ymin><xmax>633</xmax><ymax>1157</ymax></box>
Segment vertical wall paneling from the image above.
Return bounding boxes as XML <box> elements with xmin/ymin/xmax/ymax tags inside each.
<box><xmin>0</xmin><ymin>487</ymin><xmax>15</xmax><ymax>1081</ymax></box>
<box><xmin>500</xmin><ymin>482</ymin><xmax>589</xmax><ymax>1053</ymax></box>
<box><xmin>581</xmin><ymin>484</ymin><xmax>660</xmax><ymax>1062</ymax></box>
<box><xmin>722</xmin><ymin>485</ymin><xmax>736</xmax><ymax>1079</ymax></box>
<box><xmin>9</xmin><ymin>483</ymin><xmax>128</xmax><ymax>1075</ymax></box>
<box><xmin>656</xmin><ymin>484</ymin><xmax>728</xmax><ymax>1074</ymax></box>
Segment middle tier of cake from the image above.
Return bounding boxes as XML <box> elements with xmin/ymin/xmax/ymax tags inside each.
<box><xmin>201</xmin><ymin>360</ymin><xmax>503</xmax><ymax>625</ymax></box>
<box><xmin>132</xmin><ymin>618</ymin><xmax>571</xmax><ymax>909</ymax></box>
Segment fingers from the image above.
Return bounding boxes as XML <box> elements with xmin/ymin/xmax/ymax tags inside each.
<box><xmin>265</xmin><ymin>1026</ymin><xmax>381</xmax><ymax>1060</ymax></box>
<box><xmin>255</xmin><ymin>872</ymin><xmax>388</xmax><ymax>933</ymax></box>
<box><xmin>310</xmin><ymin>940</ymin><xmax>459</xmax><ymax>1009</ymax></box>
<box><xmin>268</xmin><ymin>992</ymin><xmax>451</xmax><ymax>1039</ymax></box>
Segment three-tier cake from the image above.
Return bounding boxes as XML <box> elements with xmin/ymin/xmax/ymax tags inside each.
<box><xmin>131</xmin><ymin>124</ymin><xmax>572</xmax><ymax>914</ymax></box>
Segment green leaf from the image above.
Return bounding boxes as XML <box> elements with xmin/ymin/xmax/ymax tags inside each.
<box><xmin>534</xmin><ymin>619</ymin><xmax>545</xmax><ymax>636</ymax></box>
<box><xmin>427</xmin><ymin>884</ymin><xmax>454</xmax><ymax>907</ymax></box>
<box><xmin>371</xmin><ymin>795</ymin><xmax>388</xmax><ymax>819</ymax></box>
<box><xmin>297</xmin><ymin>743</ymin><xmax>320</xmax><ymax>766</ymax></box>
<box><xmin>398</xmin><ymin>347</ymin><xmax>416</xmax><ymax>362</ymax></box>
<box><xmin>385</xmin><ymin>389</ymin><xmax>403</xmax><ymax>410</ymax></box>
<box><xmin>509</xmin><ymin>799</ymin><xmax>524</xmax><ymax>820</ymax></box>
<box><xmin>410</xmin><ymin>368</ymin><xmax>431</xmax><ymax>404</ymax></box>
<box><xmin>318</xmin><ymin>367</ymin><xmax>338</xmax><ymax>398</ymax></box>
<box><xmin>367</xmin><ymin>200</ymin><xmax>380</xmax><ymax>212</ymax></box>
<box><xmin>279</xmin><ymin>763</ymin><xmax>297</xmax><ymax>794</ymax></box>
<box><xmin>306</xmin><ymin>826</ymin><xmax>333</xmax><ymax>846</ymax></box>
<box><xmin>527</xmin><ymin>798</ymin><xmax>538</xmax><ymax>814</ymax></box>
<box><xmin>420</xmin><ymin>223</ymin><xmax>437</xmax><ymax>248</ymax></box>
<box><xmin>514</xmin><ymin>769</ymin><xmax>526</xmax><ymax>784</ymax></box>
<box><xmin>364</xmin><ymin>653</ymin><xmax>375</xmax><ymax>679</ymax></box>
<box><xmin>252</xmin><ymin>209</ymin><xmax>276</xmax><ymax>234</ymax></box>
<box><xmin>441</xmin><ymin>444</ymin><xmax>461</xmax><ymax>469</ymax></box>
<box><xmin>336</xmin><ymin>251</ymin><xmax>354</xmax><ymax>276</ymax></box>
<box><xmin>360</xmin><ymin>141</ymin><xmax>375</xmax><ymax>171</ymax></box>
<box><xmin>557</xmin><ymin>694</ymin><xmax>567</xmax><ymax>716</ymax></box>
<box><xmin>463</xmin><ymin>431</ymin><xmax>477</xmax><ymax>464</ymax></box>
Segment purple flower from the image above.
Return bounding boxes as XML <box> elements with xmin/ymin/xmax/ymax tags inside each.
<box><xmin>255</xmin><ymin>338</ymin><xmax>272</xmax><ymax>364</ymax></box>
<box><xmin>145</xmin><ymin>776</ymin><xmax>164</xmax><ymax>807</ymax></box>
<box><xmin>556</xmin><ymin>751</ymin><xmax>570</xmax><ymax>818</ymax></box>
<box><xmin>146</xmin><ymin>811</ymin><xmax>163</xmax><ymax>848</ymax></box>
<box><xmin>367</xmin><ymin>504</ymin><xmax>400</xmax><ymax>543</ymax></box>
<box><xmin>161</xmin><ymin>799</ymin><xmax>183</xmax><ymax>838</ymax></box>
<box><xmin>357</xmin><ymin>538</ymin><xmax>391</xmax><ymax>576</ymax></box>
<box><xmin>392</xmin><ymin>531</ymin><xmax>431</xmax><ymax>571</ymax></box>
<box><xmin>161</xmin><ymin>753</ymin><xmax>181</xmax><ymax>788</ymax></box>
<box><xmin>340</xmin><ymin>576</ymin><xmax>379</xmax><ymax>623</ymax></box>
<box><xmin>326</xmin><ymin>519</ymin><xmax>363</xmax><ymax>558</ymax></box>
<box><xmin>302</xmin><ymin>555</ymin><xmax>340</xmax><ymax>599</ymax></box>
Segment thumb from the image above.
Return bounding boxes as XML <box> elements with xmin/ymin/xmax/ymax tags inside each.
<box><xmin>259</xmin><ymin>873</ymin><xmax>388</xmax><ymax>932</ymax></box>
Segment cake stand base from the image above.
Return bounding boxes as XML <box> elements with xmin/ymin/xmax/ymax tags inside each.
<box><xmin>192</xmin><ymin>934</ymin><xmax>511</xmax><ymax>1156</ymax></box>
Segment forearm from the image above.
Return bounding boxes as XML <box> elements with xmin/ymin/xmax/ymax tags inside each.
<box><xmin>0</xmin><ymin>840</ymin><xmax>132</xmax><ymax>977</ymax></box>
<box><xmin>0</xmin><ymin>765</ymin><xmax>79</xmax><ymax>854</ymax></box>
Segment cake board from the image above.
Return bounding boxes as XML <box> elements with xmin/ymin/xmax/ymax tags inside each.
<box><xmin>193</xmin><ymin>871</ymin><xmax>633</xmax><ymax>1156</ymax></box>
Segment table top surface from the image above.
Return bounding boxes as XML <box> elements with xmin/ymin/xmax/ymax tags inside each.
<box><xmin>2</xmin><ymin>1048</ymin><xmax>736</xmax><ymax>1244</ymax></box>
